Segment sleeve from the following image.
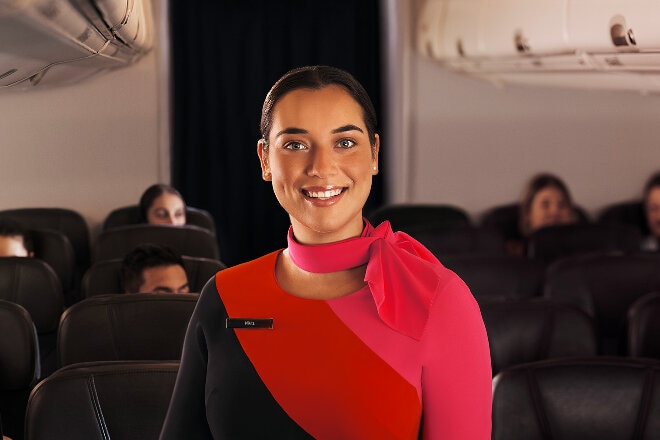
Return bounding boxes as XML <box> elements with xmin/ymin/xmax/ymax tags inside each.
<box><xmin>159</xmin><ymin>278</ymin><xmax>218</xmax><ymax>440</ymax></box>
<box><xmin>420</xmin><ymin>276</ymin><xmax>492</xmax><ymax>439</ymax></box>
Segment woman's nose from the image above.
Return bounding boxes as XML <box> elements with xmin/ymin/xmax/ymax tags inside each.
<box><xmin>307</xmin><ymin>148</ymin><xmax>336</xmax><ymax>177</ymax></box>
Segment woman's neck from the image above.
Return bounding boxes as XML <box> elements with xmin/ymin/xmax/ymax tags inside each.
<box><xmin>275</xmin><ymin>249</ymin><xmax>367</xmax><ymax>300</ymax></box>
<box><xmin>289</xmin><ymin>217</ymin><xmax>365</xmax><ymax>245</ymax></box>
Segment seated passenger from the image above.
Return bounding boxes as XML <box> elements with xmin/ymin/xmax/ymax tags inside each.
<box><xmin>508</xmin><ymin>173</ymin><xmax>577</xmax><ymax>255</ymax></box>
<box><xmin>120</xmin><ymin>244</ymin><xmax>190</xmax><ymax>294</ymax></box>
<box><xmin>0</xmin><ymin>218</ymin><xmax>33</xmax><ymax>257</ymax></box>
<box><xmin>641</xmin><ymin>171</ymin><xmax>660</xmax><ymax>252</ymax></box>
<box><xmin>139</xmin><ymin>184</ymin><xmax>187</xmax><ymax>226</ymax></box>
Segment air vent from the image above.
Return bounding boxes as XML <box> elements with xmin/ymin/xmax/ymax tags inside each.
<box><xmin>0</xmin><ymin>69</ymin><xmax>17</xmax><ymax>80</ymax></box>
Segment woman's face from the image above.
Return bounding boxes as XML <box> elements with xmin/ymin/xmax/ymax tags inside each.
<box><xmin>258</xmin><ymin>85</ymin><xmax>379</xmax><ymax>244</ymax></box>
<box><xmin>147</xmin><ymin>192</ymin><xmax>186</xmax><ymax>226</ymax></box>
<box><xmin>527</xmin><ymin>186</ymin><xmax>574</xmax><ymax>233</ymax></box>
<box><xmin>645</xmin><ymin>187</ymin><xmax>660</xmax><ymax>238</ymax></box>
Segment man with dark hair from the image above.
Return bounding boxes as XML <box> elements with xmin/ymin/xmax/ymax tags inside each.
<box><xmin>120</xmin><ymin>243</ymin><xmax>190</xmax><ymax>293</ymax></box>
<box><xmin>0</xmin><ymin>218</ymin><xmax>33</xmax><ymax>257</ymax></box>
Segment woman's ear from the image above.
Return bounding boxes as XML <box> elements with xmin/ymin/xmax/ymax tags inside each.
<box><xmin>371</xmin><ymin>134</ymin><xmax>380</xmax><ymax>175</ymax></box>
<box><xmin>257</xmin><ymin>139</ymin><xmax>272</xmax><ymax>181</ymax></box>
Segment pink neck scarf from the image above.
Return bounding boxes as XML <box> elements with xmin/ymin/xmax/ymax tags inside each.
<box><xmin>287</xmin><ymin>220</ymin><xmax>442</xmax><ymax>340</ymax></box>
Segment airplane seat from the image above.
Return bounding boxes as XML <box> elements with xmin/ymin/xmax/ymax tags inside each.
<box><xmin>442</xmin><ymin>254</ymin><xmax>546</xmax><ymax>303</ymax></box>
<box><xmin>0</xmin><ymin>258</ymin><xmax>64</xmax><ymax>378</ymax></box>
<box><xmin>0</xmin><ymin>208</ymin><xmax>91</xmax><ymax>280</ymax></box>
<box><xmin>24</xmin><ymin>361</ymin><xmax>178</xmax><ymax>440</ymax></box>
<box><xmin>544</xmin><ymin>253</ymin><xmax>660</xmax><ymax>355</ymax></box>
<box><xmin>482</xmin><ymin>299</ymin><xmax>597</xmax><ymax>376</ymax></box>
<box><xmin>103</xmin><ymin>204</ymin><xmax>216</xmax><ymax>235</ymax></box>
<box><xmin>366</xmin><ymin>203</ymin><xmax>472</xmax><ymax>232</ymax></box>
<box><xmin>597</xmin><ymin>200</ymin><xmax>649</xmax><ymax>236</ymax></box>
<box><xmin>492</xmin><ymin>357</ymin><xmax>660</xmax><ymax>440</ymax></box>
<box><xmin>29</xmin><ymin>229</ymin><xmax>76</xmax><ymax>305</ymax></box>
<box><xmin>0</xmin><ymin>300</ymin><xmax>40</xmax><ymax>440</ymax></box>
<box><xmin>92</xmin><ymin>224</ymin><xmax>220</xmax><ymax>263</ymax></box>
<box><xmin>480</xmin><ymin>202</ymin><xmax>591</xmax><ymax>244</ymax></box>
<box><xmin>407</xmin><ymin>225</ymin><xmax>505</xmax><ymax>258</ymax></box>
<box><xmin>80</xmin><ymin>255</ymin><xmax>226</xmax><ymax>297</ymax></box>
<box><xmin>627</xmin><ymin>292</ymin><xmax>660</xmax><ymax>359</ymax></box>
<box><xmin>57</xmin><ymin>293</ymin><xmax>198</xmax><ymax>367</ymax></box>
<box><xmin>527</xmin><ymin>223</ymin><xmax>642</xmax><ymax>264</ymax></box>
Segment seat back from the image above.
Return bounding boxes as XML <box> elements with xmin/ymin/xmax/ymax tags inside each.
<box><xmin>0</xmin><ymin>258</ymin><xmax>64</xmax><ymax>378</ymax></box>
<box><xmin>443</xmin><ymin>255</ymin><xmax>545</xmax><ymax>303</ymax></box>
<box><xmin>627</xmin><ymin>292</ymin><xmax>660</xmax><ymax>358</ymax></box>
<box><xmin>598</xmin><ymin>200</ymin><xmax>648</xmax><ymax>236</ymax></box>
<box><xmin>81</xmin><ymin>256</ymin><xmax>226</xmax><ymax>297</ymax></box>
<box><xmin>57</xmin><ymin>293</ymin><xmax>198</xmax><ymax>367</ymax></box>
<box><xmin>481</xmin><ymin>202</ymin><xmax>591</xmax><ymax>242</ymax></box>
<box><xmin>0</xmin><ymin>300</ymin><xmax>39</xmax><ymax>440</ymax></box>
<box><xmin>0</xmin><ymin>208</ymin><xmax>90</xmax><ymax>275</ymax></box>
<box><xmin>25</xmin><ymin>361</ymin><xmax>178</xmax><ymax>440</ymax></box>
<box><xmin>93</xmin><ymin>224</ymin><xmax>220</xmax><ymax>262</ymax></box>
<box><xmin>367</xmin><ymin>203</ymin><xmax>471</xmax><ymax>232</ymax></box>
<box><xmin>0</xmin><ymin>258</ymin><xmax>64</xmax><ymax>335</ymax></box>
<box><xmin>527</xmin><ymin>223</ymin><xmax>642</xmax><ymax>263</ymax></box>
<box><xmin>30</xmin><ymin>229</ymin><xmax>76</xmax><ymax>299</ymax></box>
<box><xmin>409</xmin><ymin>225</ymin><xmax>505</xmax><ymax>257</ymax></box>
<box><xmin>492</xmin><ymin>357</ymin><xmax>660</xmax><ymax>440</ymax></box>
<box><xmin>482</xmin><ymin>299</ymin><xmax>597</xmax><ymax>375</ymax></box>
<box><xmin>103</xmin><ymin>205</ymin><xmax>216</xmax><ymax>235</ymax></box>
<box><xmin>544</xmin><ymin>253</ymin><xmax>660</xmax><ymax>355</ymax></box>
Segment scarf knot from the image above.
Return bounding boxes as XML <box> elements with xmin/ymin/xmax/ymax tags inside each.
<box><xmin>287</xmin><ymin>220</ymin><xmax>442</xmax><ymax>340</ymax></box>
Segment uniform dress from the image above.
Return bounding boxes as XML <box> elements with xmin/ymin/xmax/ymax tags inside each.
<box><xmin>160</xmin><ymin>223</ymin><xmax>491</xmax><ymax>439</ymax></box>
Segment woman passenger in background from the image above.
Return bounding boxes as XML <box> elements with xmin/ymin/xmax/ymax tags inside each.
<box><xmin>139</xmin><ymin>184</ymin><xmax>187</xmax><ymax>226</ymax></box>
<box><xmin>160</xmin><ymin>65</ymin><xmax>492</xmax><ymax>439</ymax></box>
<box><xmin>641</xmin><ymin>171</ymin><xmax>660</xmax><ymax>251</ymax></box>
<box><xmin>507</xmin><ymin>172</ymin><xmax>578</xmax><ymax>256</ymax></box>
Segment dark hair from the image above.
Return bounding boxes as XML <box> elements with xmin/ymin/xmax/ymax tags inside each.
<box><xmin>260</xmin><ymin>65</ymin><xmax>378</xmax><ymax>147</ymax></box>
<box><xmin>0</xmin><ymin>217</ymin><xmax>33</xmax><ymax>254</ymax></box>
<box><xmin>643</xmin><ymin>171</ymin><xmax>660</xmax><ymax>201</ymax></box>
<box><xmin>139</xmin><ymin>184</ymin><xmax>186</xmax><ymax>222</ymax></box>
<box><xmin>120</xmin><ymin>243</ymin><xmax>186</xmax><ymax>293</ymax></box>
<box><xmin>519</xmin><ymin>173</ymin><xmax>574</xmax><ymax>236</ymax></box>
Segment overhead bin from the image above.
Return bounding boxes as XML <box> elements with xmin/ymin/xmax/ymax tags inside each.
<box><xmin>0</xmin><ymin>0</ymin><xmax>153</xmax><ymax>89</ymax></box>
<box><xmin>416</xmin><ymin>0</ymin><xmax>660</xmax><ymax>92</ymax></box>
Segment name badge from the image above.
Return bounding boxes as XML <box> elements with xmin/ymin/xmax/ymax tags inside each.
<box><xmin>226</xmin><ymin>318</ymin><xmax>274</xmax><ymax>329</ymax></box>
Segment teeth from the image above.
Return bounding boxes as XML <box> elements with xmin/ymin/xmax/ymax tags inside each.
<box><xmin>305</xmin><ymin>188</ymin><xmax>342</xmax><ymax>199</ymax></box>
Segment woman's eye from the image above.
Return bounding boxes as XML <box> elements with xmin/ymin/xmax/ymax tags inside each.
<box><xmin>284</xmin><ymin>142</ymin><xmax>306</xmax><ymax>150</ymax></box>
<box><xmin>338</xmin><ymin>139</ymin><xmax>355</xmax><ymax>149</ymax></box>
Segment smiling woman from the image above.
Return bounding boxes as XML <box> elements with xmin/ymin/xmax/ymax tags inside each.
<box><xmin>160</xmin><ymin>66</ymin><xmax>492</xmax><ymax>440</ymax></box>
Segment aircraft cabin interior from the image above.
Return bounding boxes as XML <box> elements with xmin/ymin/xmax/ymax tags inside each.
<box><xmin>1</xmin><ymin>0</ymin><xmax>659</xmax><ymax>439</ymax></box>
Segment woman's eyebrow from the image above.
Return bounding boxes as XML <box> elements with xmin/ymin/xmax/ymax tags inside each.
<box><xmin>331</xmin><ymin>124</ymin><xmax>364</xmax><ymax>134</ymax></box>
<box><xmin>275</xmin><ymin>127</ymin><xmax>308</xmax><ymax>138</ymax></box>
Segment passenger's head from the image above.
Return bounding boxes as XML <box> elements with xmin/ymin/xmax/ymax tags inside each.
<box><xmin>0</xmin><ymin>218</ymin><xmax>33</xmax><ymax>257</ymax></box>
<box><xmin>519</xmin><ymin>173</ymin><xmax>576</xmax><ymax>236</ymax></box>
<box><xmin>120</xmin><ymin>244</ymin><xmax>190</xmax><ymax>294</ymax></box>
<box><xmin>643</xmin><ymin>171</ymin><xmax>660</xmax><ymax>239</ymax></box>
<box><xmin>139</xmin><ymin>184</ymin><xmax>186</xmax><ymax>226</ymax></box>
<box><xmin>257</xmin><ymin>66</ymin><xmax>380</xmax><ymax>242</ymax></box>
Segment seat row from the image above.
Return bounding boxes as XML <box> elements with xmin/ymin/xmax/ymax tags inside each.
<box><xmin>0</xmin><ymin>256</ymin><xmax>225</xmax><ymax>380</ymax></box>
<box><xmin>368</xmin><ymin>200</ymin><xmax>649</xmax><ymax>237</ymax></box>
<box><xmin>444</xmin><ymin>252</ymin><xmax>660</xmax><ymax>357</ymax></box>
<box><xmin>3</xmin><ymin>290</ymin><xmax>660</xmax><ymax>439</ymax></box>
<box><xmin>0</xmin><ymin>206</ymin><xmax>221</xmax><ymax>307</ymax></box>
<box><xmin>369</xmin><ymin>203</ymin><xmax>650</xmax><ymax>262</ymax></box>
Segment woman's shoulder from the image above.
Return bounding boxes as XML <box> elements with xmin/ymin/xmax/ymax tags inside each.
<box><xmin>216</xmin><ymin>250</ymin><xmax>280</xmax><ymax>282</ymax></box>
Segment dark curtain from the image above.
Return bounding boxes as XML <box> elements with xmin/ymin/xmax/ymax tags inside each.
<box><xmin>170</xmin><ymin>0</ymin><xmax>384</xmax><ymax>266</ymax></box>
